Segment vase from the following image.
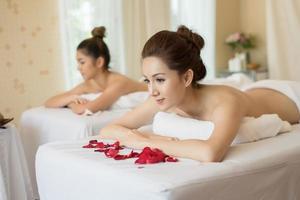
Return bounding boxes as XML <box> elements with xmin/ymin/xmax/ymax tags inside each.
<box><xmin>235</xmin><ymin>52</ymin><xmax>247</xmax><ymax>69</ymax></box>
<box><xmin>228</xmin><ymin>52</ymin><xmax>247</xmax><ymax>72</ymax></box>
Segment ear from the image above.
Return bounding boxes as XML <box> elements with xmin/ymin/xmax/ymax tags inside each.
<box><xmin>95</xmin><ymin>57</ymin><xmax>105</xmax><ymax>69</ymax></box>
<box><xmin>183</xmin><ymin>69</ymin><xmax>193</xmax><ymax>87</ymax></box>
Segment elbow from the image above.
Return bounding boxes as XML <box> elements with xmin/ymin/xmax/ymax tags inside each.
<box><xmin>99</xmin><ymin>125</ymin><xmax>111</xmax><ymax>136</ymax></box>
<box><xmin>198</xmin><ymin>145</ymin><xmax>224</xmax><ymax>163</ymax></box>
<box><xmin>44</xmin><ymin>100</ymin><xmax>53</xmax><ymax>108</ymax></box>
<box><xmin>99</xmin><ymin>124</ymin><xmax>117</xmax><ymax>138</ymax></box>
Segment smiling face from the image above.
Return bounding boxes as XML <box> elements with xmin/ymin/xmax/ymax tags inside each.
<box><xmin>142</xmin><ymin>56</ymin><xmax>188</xmax><ymax>111</ymax></box>
<box><xmin>76</xmin><ymin>50</ymin><xmax>100</xmax><ymax>80</ymax></box>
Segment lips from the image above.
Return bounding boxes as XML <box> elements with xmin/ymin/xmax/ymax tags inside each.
<box><xmin>156</xmin><ymin>98</ymin><xmax>165</xmax><ymax>105</ymax></box>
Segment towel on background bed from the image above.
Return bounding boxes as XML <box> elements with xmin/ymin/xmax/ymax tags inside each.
<box><xmin>80</xmin><ymin>91</ymin><xmax>149</xmax><ymax>115</ymax></box>
<box><xmin>153</xmin><ymin>112</ymin><xmax>292</xmax><ymax>144</ymax></box>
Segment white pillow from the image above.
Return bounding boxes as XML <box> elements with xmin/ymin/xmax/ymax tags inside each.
<box><xmin>153</xmin><ymin>112</ymin><xmax>292</xmax><ymax>144</ymax></box>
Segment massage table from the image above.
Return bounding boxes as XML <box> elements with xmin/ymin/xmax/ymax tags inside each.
<box><xmin>36</xmin><ymin>124</ymin><xmax>300</xmax><ymax>200</ymax></box>
<box><xmin>20</xmin><ymin>106</ymin><xmax>130</xmax><ymax>199</ymax></box>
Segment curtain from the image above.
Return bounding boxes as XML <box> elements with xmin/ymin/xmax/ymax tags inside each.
<box><xmin>60</xmin><ymin>0</ymin><xmax>124</xmax><ymax>88</ymax></box>
<box><xmin>122</xmin><ymin>0</ymin><xmax>171</xmax><ymax>79</ymax></box>
<box><xmin>266</xmin><ymin>0</ymin><xmax>300</xmax><ymax>80</ymax></box>
<box><xmin>170</xmin><ymin>0</ymin><xmax>216</xmax><ymax>79</ymax></box>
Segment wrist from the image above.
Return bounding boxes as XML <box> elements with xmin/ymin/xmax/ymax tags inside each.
<box><xmin>69</xmin><ymin>94</ymin><xmax>79</xmax><ymax>103</ymax></box>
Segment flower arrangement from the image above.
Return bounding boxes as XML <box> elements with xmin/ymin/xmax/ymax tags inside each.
<box><xmin>225</xmin><ymin>32</ymin><xmax>255</xmax><ymax>52</ymax></box>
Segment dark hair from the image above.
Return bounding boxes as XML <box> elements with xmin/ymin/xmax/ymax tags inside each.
<box><xmin>142</xmin><ymin>25</ymin><xmax>206</xmax><ymax>87</ymax></box>
<box><xmin>77</xmin><ymin>26</ymin><xmax>110</xmax><ymax>69</ymax></box>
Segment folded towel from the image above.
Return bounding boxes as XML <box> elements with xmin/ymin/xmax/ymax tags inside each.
<box><xmin>80</xmin><ymin>92</ymin><xmax>149</xmax><ymax>115</ymax></box>
<box><xmin>153</xmin><ymin>112</ymin><xmax>292</xmax><ymax>144</ymax></box>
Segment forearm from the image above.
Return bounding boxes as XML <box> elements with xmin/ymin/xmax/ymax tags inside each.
<box><xmin>100</xmin><ymin>124</ymin><xmax>132</xmax><ymax>140</ymax></box>
<box><xmin>139</xmin><ymin>132</ymin><xmax>179</xmax><ymax>141</ymax></box>
<box><xmin>85</xmin><ymin>101</ymin><xmax>107</xmax><ymax>113</ymax></box>
<box><xmin>143</xmin><ymin>138</ymin><xmax>216</xmax><ymax>162</ymax></box>
<box><xmin>45</xmin><ymin>94</ymin><xmax>77</xmax><ymax>108</ymax></box>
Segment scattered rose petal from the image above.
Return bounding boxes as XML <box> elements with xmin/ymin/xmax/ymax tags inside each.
<box><xmin>82</xmin><ymin>143</ymin><xmax>95</xmax><ymax>148</ymax></box>
<box><xmin>89</xmin><ymin>140</ymin><xmax>98</xmax><ymax>144</ymax></box>
<box><xmin>104</xmin><ymin>148</ymin><xmax>119</xmax><ymax>158</ymax></box>
<box><xmin>94</xmin><ymin>148</ymin><xmax>106</xmax><ymax>152</ymax></box>
<box><xmin>165</xmin><ymin>156</ymin><xmax>178</xmax><ymax>162</ymax></box>
<box><xmin>82</xmin><ymin>140</ymin><xmax>178</xmax><ymax>164</ymax></box>
<box><xmin>114</xmin><ymin>154</ymin><xmax>128</xmax><ymax>160</ymax></box>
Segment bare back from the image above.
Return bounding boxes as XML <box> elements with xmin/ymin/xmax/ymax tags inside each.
<box><xmin>192</xmin><ymin>85</ymin><xmax>300</xmax><ymax>124</ymax></box>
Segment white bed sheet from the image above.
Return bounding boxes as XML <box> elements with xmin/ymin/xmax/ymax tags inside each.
<box><xmin>36</xmin><ymin>124</ymin><xmax>300</xmax><ymax>200</ymax></box>
<box><xmin>20</xmin><ymin>106</ymin><xmax>130</xmax><ymax>199</ymax></box>
<box><xmin>0</xmin><ymin>125</ymin><xmax>34</xmax><ymax>200</ymax></box>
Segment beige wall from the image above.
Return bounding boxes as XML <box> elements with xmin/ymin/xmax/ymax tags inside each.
<box><xmin>0</xmin><ymin>0</ymin><xmax>65</xmax><ymax>125</ymax></box>
<box><xmin>215</xmin><ymin>0</ymin><xmax>241</xmax><ymax>71</ymax></box>
<box><xmin>0</xmin><ymin>0</ymin><xmax>267</xmax><ymax>125</ymax></box>
<box><xmin>240</xmin><ymin>0</ymin><xmax>267</xmax><ymax>68</ymax></box>
<box><xmin>215</xmin><ymin>0</ymin><xmax>266</xmax><ymax>71</ymax></box>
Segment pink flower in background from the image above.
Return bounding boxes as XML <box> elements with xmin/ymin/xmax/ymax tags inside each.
<box><xmin>225</xmin><ymin>32</ymin><xmax>255</xmax><ymax>51</ymax></box>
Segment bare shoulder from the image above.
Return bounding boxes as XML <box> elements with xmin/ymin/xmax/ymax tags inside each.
<box><xmin>203</xmin><ymin>84</ymin><xmax>248</xmax><ymax>109</ymax></box>
<box><xmin>68</xmin><ymin>81</ymin><xmax>91</xmax><ymax>94</ymax></box>
<box><xmin>105</xmin><ymin>72</ymin><xmax>130</xmax><ymax>91</ymax></box>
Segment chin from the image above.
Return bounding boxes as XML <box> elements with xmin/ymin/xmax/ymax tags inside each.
<box><xmin>158</xmin><ymin>103</ymin><xmax>173</xmax><ymax>112</ymax></box>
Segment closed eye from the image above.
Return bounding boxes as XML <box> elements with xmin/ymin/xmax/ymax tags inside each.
<box><xmin>143</xmin><ymin>78</ymin><xmax>150</xmax><ymax>84</ymax></box>
<box><xmin>156</xmin><ymin>78</ymin><xmax>165</xmax><ymax>83</ymax></box>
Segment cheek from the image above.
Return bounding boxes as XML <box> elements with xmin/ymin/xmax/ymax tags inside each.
<box><xmin>162</xmin><ymin>81</ymin><xmax>183</xmax><ymax>98</ymax></box>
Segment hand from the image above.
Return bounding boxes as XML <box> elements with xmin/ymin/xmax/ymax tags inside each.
<box><xmin>68</xmin><ymin>103</ymin><xmax>86</xmax><ymax>115</ymax></box>
<box><xmin>72</xmin><ymin>96</ymin><xmax>89</xmax><ymax>105</ymax></box>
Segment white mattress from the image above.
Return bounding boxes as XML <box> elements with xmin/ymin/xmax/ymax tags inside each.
<box><xmin>36</xmin><ymin>124</ymin><xmax>300</xmax><ymax>200</ymax></box>
<box><xmin>20</xmin><ymin>106</ymin><xmax>130</xmax><ymax>199</ymax></box>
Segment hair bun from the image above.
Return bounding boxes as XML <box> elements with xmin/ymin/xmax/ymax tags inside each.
<box><xmin>91</xmin><ymin>26</ymin><xmax>106</xmax><ymax>39</ymax></box>
<box><xmin>177</xmin><ymin>25</ymin><xmax>204</xmax><ymax>52</ymax></box>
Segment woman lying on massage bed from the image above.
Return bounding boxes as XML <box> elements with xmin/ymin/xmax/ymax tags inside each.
<box><xmin>100</xmin><ymin>25</ymin><xmax>300</xmax><ymax>162</ymax></box>
<box><xmin>45</xmin><ymin>26</ymin><xmax>147</xmax><ymax>115</ymax></box>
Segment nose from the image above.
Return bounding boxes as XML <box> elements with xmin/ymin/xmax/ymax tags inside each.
<box><xmin>148</xmin><ymin>83</ymin><xmax>159</xmax><ymax>97</ymax></box>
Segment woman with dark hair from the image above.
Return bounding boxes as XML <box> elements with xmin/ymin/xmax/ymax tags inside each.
<box><xmin>45</xmin><ymin>26</ymin><xmax>147</xmax><ymax>114</ymax></box>
<box><xmin>100</xmin><ymin>25</ymin><xmax>300</xmax><ymax>162</ymax></box>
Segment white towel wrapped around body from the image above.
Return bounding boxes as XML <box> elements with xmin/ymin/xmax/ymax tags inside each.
<box><xmin>80</xmin><ymin>92</ymin><xmax>149</xmax><ymax>115</ymax></box>
<box><xmin>152</xmin><ymin>112</ymin><xmax>292</xmax><ymax>144</ymax></box>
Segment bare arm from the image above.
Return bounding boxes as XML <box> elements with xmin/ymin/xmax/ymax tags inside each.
<box><xmin>107</xmin><ymin>98</ymin><xmax>245</xmax><ymax>162</ymax></box>
<box><xmin>100</xmin><ymin>98</ymin><xmax>160</xmax><ymax>139</ymax></box>
<box><xmin>44</xmin><ymin>83</ymin><xmax>87</xmax><ymax>108</ymax></box>
<box><xmin>68</xmin><ymin>81</ymin><xmax>132</xmax><ymax>114</ymax></box>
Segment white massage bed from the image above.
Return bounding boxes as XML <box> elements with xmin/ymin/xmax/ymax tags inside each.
<box><xmin>20</xmin><ymin>106</ymin><xmax>131</xmax><ymax>199</ymax></box>
<box><xmin>36</xmin><ymin>124</ymin><xmax>300</xmax><ymax>200</ymax></box>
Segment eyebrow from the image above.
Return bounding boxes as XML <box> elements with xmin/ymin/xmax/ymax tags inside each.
<box><xmin>143</xmin><ymin>73</ymin><xmax>165</xmax><ymax>78</ymax></box>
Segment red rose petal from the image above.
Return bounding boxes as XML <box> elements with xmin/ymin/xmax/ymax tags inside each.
<box><xmin>94</xmin><ymin>148</ymin><xmax>106</xmax><ymax>152</ymax></box>
<box><xmin>114</xmin><ymin>154</ymin><xmax>128</xmax><ymax>160</ymax></box>
<box><xmin>165</xmin><ymin>156</ymin><xmax>178</xmax><ymax>162</ymax></box>
<box><xmin>127</xmin><ymin>150</ymin><xmax>139</xmax><ymax>158</ymax></box>
<box><xmin>82</xmin><ymin>143</ymin><xmax>95</xmax><ymax>148</ymax></box>
<box><xmin>82</xmin><ymin>141</ymin><xmax>178</xmax><ymax>165</ymax></box>
<box><xmin>95</xmin><ymin>142</ymin><xmax>105</xmax><ymax>148</ymax></box>
<box><xmin>135</xmin><ymin>158</ymin><xmax>147</xmax><ymax>164</ymax></box>
<box><xmin>104</xmin><ymin>148</ymin><xmax>119</xmax><ymax>158</ymax></box>
<box><xmin>89</xmin><ymin>140</ymin><xmax>98</xmax><ymax>144</ymax></box>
